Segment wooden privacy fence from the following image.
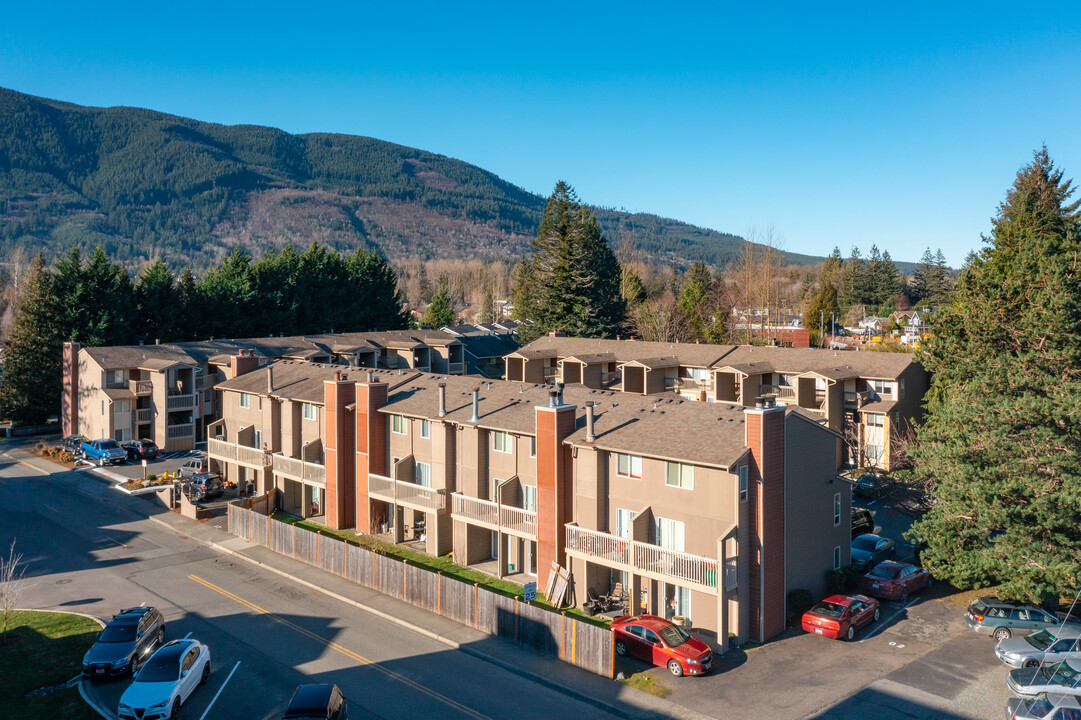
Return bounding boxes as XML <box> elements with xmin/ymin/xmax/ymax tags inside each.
<box><xmin>227</xmin><ymin>504</ymin><xmax>612</xmax><ymax>677</ymax></box>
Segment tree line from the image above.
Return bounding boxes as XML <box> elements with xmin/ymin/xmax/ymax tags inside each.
<box><xmin>0</xmin><ymin>242</ymin><xmax>409</xmax><ymax>424</ymax></box>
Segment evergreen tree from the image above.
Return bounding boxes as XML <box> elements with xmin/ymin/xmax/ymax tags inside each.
<box><xmin>343</xmin><ymin>248</ymin><xmax>410</xmax><ymax>331</ymax></box>
<box><xmin>197</xmin><ymin>247</ymin><xmax>256</xmax><ymax>339</ymax></box>
<box><xmin>175</xmin><ymin>268</ymin><xmax>199</xmax><ymax>340</ymax></box>
<box><xmin>477</xmin><ymin>284</ymin><xmax>496</xmax><ymax>324</ymax></box>
<box><xmin>802</xmin><ymin>280</ymin><xmax>841</xmax><ymax>344</ymax></box>
<box><xmin>910</xmin><ymin>248</ymin><xmax>937</xmax><ymax>304</ymax></box>
<box><xmin>135</xmin><ymin>260</ymin><xmax>179</xmax><ymax>344</ymax></box>
<box><xmin>52</xmin><ymin>246</ymin><xmax>136</xmax><ymax>346</ymax></box>
<box><xmin>678</xmin><ymin>261</ymin><xmax>712</xmax><ymax>340</ymax></box>
<box><xmin>909</xmin><ymin>147</ymin><xmax>1081</xmax><ymax>601</ymax></box>
<box><xmin>420</xmin><ymin>285</ymin><xmax>455</xmax><ymax>327</ymax></box>
<box><xmin>841</xmin><ymin>247</ymin><xmax>869</xmax><ymax>306</ymax></box>
<box><xmin>0</xmin><ymin>255</ymin><xmax>61</xmax><ymax>424</ymax></box>
<box><xmin>620</xmin><ymin>268</ymin><xmax>647</xmax><ymax>308</ymax></box>
<box><xmin>878</xmin><ymin>250</ymin><xmax>904</xmax><ymax>303</ymax></box>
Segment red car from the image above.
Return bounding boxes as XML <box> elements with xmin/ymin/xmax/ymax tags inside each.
<box><xmin>611</xmin><ymin>615</ymin><xmax>713</xmax><ymax>676</ymax></box>
<box><xmin>801</xmin><ymin>594</ymin><xmax>881</xmax><ymax>641</ymax></box>
<box><xmin>861</xmin><ymin>560</ymin><xmax>933</xmax><ymax>602</ymax></box>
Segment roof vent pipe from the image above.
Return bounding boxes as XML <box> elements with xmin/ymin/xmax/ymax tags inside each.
<box><xmin>470</xmin><ymin>387</ymin><xmax>480</xmax><ymax>422</ymax></box>
<box><xmin>438</xmin><ymin>382</ymin><xmax>447</xmax><ymax>417</ymax></box>
<box><xmin>366</xmin><ymin>372</ymin><xmax>374</xmax><ymax>383</ymax></box>
<box><xmin>586</xmin><ymin>402</ymin><xmax>596</xmax><ymax>443</ymax></box>
<box><xmin>548</xmin><ymin>387</ymin><xmax>559</xmax><ymax>407</ymax></box>
<box><xmin>268</xmin><ymin>366</ymin><xmax>275</xmax><ymax>393</ymax></box>
<box><xmin>555</xmin><ymin>382</ymin><xmax>565</xmax><ymax>406</ymax></box>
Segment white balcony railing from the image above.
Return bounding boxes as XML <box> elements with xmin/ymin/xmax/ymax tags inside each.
<box><xmin>166</xmin><ymin>395</ymin><xmax>194</xmax><ymax>411</ymax></box>
<box><xmin>166</xmin><ymin>424</ymin><xmax>193</xmax><ymax>439</ymax></box>
<box><xmin>208</xmin><ymin>437</ymin><xmax>271</xmax><ymax>468</ymax></box>
<box><xmin>759</xmin><ymin>384</ymin><xmax>796</xmax><ymax>400</ymax></box>
<box><xmin>499</xmin><ymin>505</ymin><xmax>537</xmax><ymax>538</ymax></box>
<box><xmin>136</xmin><ymin>408</ymin><xmax>152</xmax><ymax>423</ymax></box>
<box><xmin>633</xmin><ymin>543</ymin><xmax>719</xmax><ymax>591</ymax></box>
<box><xmin>131</xmin><ymin>380</ymin><xmax>153</xmax><ymax>396</ymax></box>
<box><xmin>369</xmin><ymin>474</ymin><xmax>447</xmax><ymax>512</ymax></box>
<box><xmin>565</xmin><ymin>524</ymin><xmax>630</xmax><ymax>566</ymax></box>
<box><xmin>451</xmin><ymin>493</ymin><xmax>498</xmax><ymax>527</ymax></box>
<box><xmin>272</xmin><ymin>454</ymin><xmax>326</xmax><ymax>487</ymax></box>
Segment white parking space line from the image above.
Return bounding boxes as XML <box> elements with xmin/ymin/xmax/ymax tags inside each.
<box><xmin>859</xmin><ymin>597</ymin><xmax>921</xmax><ymax>642</ymax></box>
<box><xmin>198</xmin><ymin>661</ymin><xmax>240</xmax><ymax>720</ymax></box>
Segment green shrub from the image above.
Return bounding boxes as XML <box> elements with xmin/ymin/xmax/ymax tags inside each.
<box><xmin>825</xmin><ymin>566</ymin><xmax>865</xmax><ymax>595</ymax></box>
<box><xmin>146</xmin><ymin>473</ymin><xmax>157</xmax><ymax>482</ymax></box>
<box><xmin>787</xmin><ymin>588</ymin><xmax>813</xmax><ymax>620</ymax></box>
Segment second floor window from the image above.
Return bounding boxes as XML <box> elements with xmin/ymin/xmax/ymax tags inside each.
<box><xmin>666</xmin><ymin>462</ymin><xmax>693</xmax><ymax>490</ymax></box>
<box><xmin>239</xmin><ymin>392</ymin><xmax>251</xmax><ymax>409</ymax></box>
<box><xmin>114</xmin><ymin>400</ymin><xmax>131</xmax><ymax>414</ymax></box>
<box><xmin>492</xmin><ymin>430</ymin><xmax>512</xmax><ymax>453</ymax></box>
<box><xmin>415</xmin><ymin>462</ymin><xmax>431</xmax><ymax>487</ymax></box>
<box><xmin>616</xmin><ymin>508</ymin><xmax>638</xmax><ymax>539</ymax></box>
<box><xmin>420</xmin><ymin>419</ymin><xmax>430</xmax><ymax>438</ymax></box>
<box><xmin>834</xmin><ymin>493</ymin><xmax>841</xmax><ymax>526</ymax></box>
<box><xmin>391</xmin><ymin>415</ymin><xmax>408</xmax><ymax>435</ymax></box>
<box><xmin>865</xmin><ymin>412</ymin><xmax>885</xmax><ymax>427</ymax></box>
<box><xmin>687</xmin><ymin>367</ymin><xmax>709</xmax><ymax>381</ymax></box>
<box><xmin>529</xmin><ymin>436</ymin><xmax>537</xmax><ymax>458</ymax></box>
<box><xmin>872</xmin><ymin>379</ymin><xmax>894</xmax><ymax>397</ymax></box>
<box><xmin>303</xmin><ymin>403</ymin><xmax>317</xmax><ymax>421</ymax></box>
<box><xmin>739</xmin><ymin>465</ymin><xmax>748</xmax><ymax>502</ymax></box>
<box><xmin>617</xmin><ymin>453</ymin><xmax>642</xmax><ymax>479</ymax></box>
<box><xmin>523</xmin><ymin>485</ymin><xmax>537</xmax><ymax>512</ymax></box>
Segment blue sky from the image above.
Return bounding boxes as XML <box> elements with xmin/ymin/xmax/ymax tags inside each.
<box><xmin>2</xmin><ymin>2</ymin><xmax>1079</xmax><ymax>267</ymax></box>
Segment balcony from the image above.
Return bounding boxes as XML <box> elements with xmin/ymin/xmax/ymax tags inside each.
<box><xmin>131</xmin><ymin>380</ymin><xmax>153</xmax><ymax>396</ymax></box>
<box><xmin>166</xmin><ymin>425</ymin><xmax>193</xmax><ymax>439</ymax></box>
<box><xmin>196</xmin><ymin>375</ymin><xmax>216</xmax><ymax>391</ymax></box>
<box><xmin>448</xmin><ymin>362</ymin><xmax>464</xmax><ymax>375</ymax></box>
<box><xmin>369</xmin><ymin>474</ymin><xmax>447</xmax><ymax>513</ymax></box>
<box><xmin>759</xmin><ymin>384</ymin><xmax>796</xmax><ymax>400</ymax></box>
<box><xmin>208</xmin><ymin>437</ymin><xmax>271</xmax><ymax>468</ymax></box>
<box><xmin>564</xmin><ymin>524</ymin><xmax>721</xmax><ymax>593</ymax></box>
<box><xmin>450</xmin><ymin>493</ymin><xmax>537</xmax><ymax>540</ymax></box>
<box><xmin>166</xmin><ymin>395</ymin><xmax>194</xmax><ymax>411</ymax></box>
<box><xmin>272</xmin><ymin>454</ymin><xmax>326</xmax><ymax>487</ymax></box>
<box><xmin>844</xmin><ymin>389</ymin><xmax>875</xmax><ymax>408</ymax></box>
<box><xmin>136</xmin><ymin>408</ymin><xmax>152</xmax><ymax>424</ymax></box>
<box><xmin>543</xmin><ymin>367</ymin><xmax>558</xmax><ymax>379</ymax></box>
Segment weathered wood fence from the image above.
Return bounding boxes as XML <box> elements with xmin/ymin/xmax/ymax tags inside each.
<box><xmin>228</xmin><ymin>504</ymin><xmax>612</xmax><ymax>677</ymax></box>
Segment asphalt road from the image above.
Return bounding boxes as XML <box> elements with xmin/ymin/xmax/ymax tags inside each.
<box><xmin>0</xmin><ymin>451</ymin><xmax>613</xmax><ymax>720</ymax></box>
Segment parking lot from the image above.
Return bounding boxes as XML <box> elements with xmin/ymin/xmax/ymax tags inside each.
<box><xmin>87</xmin><ymin>448</ymin><xmax>240</xmax><ymax>515</ymax></box>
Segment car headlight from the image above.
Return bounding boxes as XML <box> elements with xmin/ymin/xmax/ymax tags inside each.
<box><xmin>150</xmin><ymin>698</ymin><xmax>170</xmax><ymax>708</ymax></box>
<box><xmin>118</xmin><ymin>703</ymin><xmax>131</xmax><ymax>710</ymax></box>
<box><xmin>114</xmin><ymin>656</ymin><xmax>131</xmax><ymax>668</ymax></box>
<box><xmin>686</xmin><ymin>659</ymin><xmax>698</xmax><ymax>665</ymax></box>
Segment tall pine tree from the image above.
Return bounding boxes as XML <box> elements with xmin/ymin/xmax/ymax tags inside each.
<box><xmin>0</xmin><ymin>255</ymin><xmax>62</xmax><ymax>424</ymax></box>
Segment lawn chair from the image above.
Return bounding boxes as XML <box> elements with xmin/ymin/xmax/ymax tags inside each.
<box><xmin>602</xmin><ymin>582</ymin><xmax>628</xmax><ymax>612</ymax></box>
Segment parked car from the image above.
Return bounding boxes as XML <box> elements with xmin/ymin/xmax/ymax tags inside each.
<box><xmin>1006</xmin><ymin>692</ymin><xmax>1081</xmax><ymax>719</ymax></box>
<box><xmin>61</xmin><ymin>434</ymin><xmax>88</xmax><ymax>454</ymax></box>
<box><xmin>1008</xmin><ymin>659</ymin><xmax>1081</xmax><ymax>698</ymax></box>
<box><xmin>852</xmin><ymin>507</ymin><xmax>875</xmax><ymax>538</ymax></box>
<box><xmin>283</xmin><ymin>683</ymin><xmax>348</xmax><ymax>720</ymax></box>
<box><xmin>82</xmin><ymin>606</ymin><xmax>166</xmax><ymax>678</ymax></box>
<box><xmin>801</xmin><ymin>594</ymin><xmax>881</xmax><ymax>641</ymax></box>
<box><xmin>996</xmin><ymin>628</ymin><xmax>1081</xmax><ymax>669</ymax></box>
<box><xmin>860</xmin><ymin>561</ymin><xmax>932</xmax><ymax>602</ymax></box>
<box><xmin>178</xmin><ymin>455</ymin><xmax>210</xmax><ymax>478</ymax></box>
<box><xmin>611</xmin><ymin>614</ymin><xmax>713</xmax><ymax>676</ymax></box>
<box><xmin>80</xmin><ymin>438</ymin><xmax>128</xmax><ymax>466</ymax></box>
<box><xmin>123</xmin><ymin>439</ymin><xmax>160</xmax><ymax>462</ymax></box>
<box><xmin>186</xmin><ymin>473</ymin><xmax>224</xmax><ymax>502</ymax></box>
<box><xmin>967</xmin><ymin>597</ymin><xmax>1080</xmax><ymax>641</ymax></box>
<box><xmin>118</xmin><ymin>638</ymin><xmax>210</xmax><ymax>720</ymax></box>
<box><xmin>854</xmin><ymin>473</ymin><xmax>888</xmax><ymax>499</ymax></box>
<box><xmin>850</xmin><ymin>534</ymin><xmax>896</xmax><ymax>571</ymax></box>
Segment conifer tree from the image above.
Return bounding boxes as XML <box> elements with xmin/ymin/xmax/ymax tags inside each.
<box><xmin>909</xmin><ymin>147</ymin><xmax>1081</xmax><ymax>601</ymax></box>
<box><xmin>420</xmin><ymin>285</ymin><xmax>455</xmax><ymax>327</ymax></box>
<box><xmin>0</xmin><ymin>255</ymin><xmax>61</xmax><ymax>424</ymax></box>
<box><xmin>620</xmin><ymin>268</ymin><xmax>647</xmax><ymax>309</ymax></box>
<box><xmin>477</xmin><ymin>284</ymin><xmax>496</xmax><ymax>325</ymax></box>
<box><xmin>135</xmin><ymin>260</ymin><xmax>179</xmax><ymax>344</ymax></box>
<box><xmin>802</xmin><ymin>280</ymin><xmax>841</xmax><ymax>344</ymax></box>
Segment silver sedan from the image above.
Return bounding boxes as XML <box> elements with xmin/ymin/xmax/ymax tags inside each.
<box><xmin>997</xmin><ymin>628</ymin><xmax>1081</xmax><ymax>669</ymax></box>
<box><xmin>1008</xmin><ymin>659</ymin><xmax>1081</xmax><ymax>698</ymax></box>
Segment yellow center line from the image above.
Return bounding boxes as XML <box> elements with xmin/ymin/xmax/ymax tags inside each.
<box><xmin>188</xmin><ymin>574</ymin><xmax>491</xmax><ymax>720</ymax></box>
<box><xmin>106</xmin><ymin>536</ymin><xmax>128</xmax><ymax>548</ymax></box>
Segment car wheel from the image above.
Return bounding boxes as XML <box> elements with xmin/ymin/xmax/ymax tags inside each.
<box><xmin>170</xmin><ymin>697</ymin><xmax>181</xmax><ymax>720</ymax></box>
<box><xmin>615</xmin><ymin>640</ymin><xmax>627</xmax><ymax>657</ymax></box>
<box><xmin>200</xmin><ymin>662</ymin><xmax>210</xmax><ymax>685</ymax></box>
<box><xmin>994</xmin><ymin>627</ymin><xmax>1012</xmax><ymax>642</ymax></box>
<box><xmin>899</xmin><ymin>587</ymin><xmax>908</xmax><ymax>603</ymax></box>
<box><xmin>873</xmin><ymin>608</ymin><xmax>881</xmax><ymax>622</ymax></box>
<box><xmin>130</xmin><ymin>654</ymin><xmax>141</xmax><ymax>674</ymax></box>
<box><xmin>1023</xmin><ymin>659</ymin><xmax>1039</xmax><ymax>669</ymax></box>
<box><xmin>668</xmin><ymin>659</ymin><xmax>684</xmax><ymax>677</ymax></box>
<box><xmin>846</xmin><ymin>625</ymin><xmax>855</xmax><ymax>641</ymax></box>
<box><xmin>98</xmin><ymin>456</ymin><xmax>104</xmax><ymax>467</ymax></box>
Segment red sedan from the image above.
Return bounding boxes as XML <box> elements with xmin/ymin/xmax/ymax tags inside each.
<box><xmin>861</xmin><ymin>560</ymin><xmax>933</xmax><ymax>602</ymax></box>
<box><xmin>611</xmin><ymin>615</ymin><xmax>713</xmax><ymax>676</ymax></box>
<box><xmin>801</xmin><ymin>594</ymin><xmax>881</xmax><ymax>641</ymax></box>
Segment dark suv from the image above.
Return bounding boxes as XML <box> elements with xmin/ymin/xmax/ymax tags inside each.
<box><xmin>187</xmin><ymin>473</ymin><xmax>225</xmax><ymax>502</ymax></box>
<box><xmin>82</xmin><ymin>606</ymin><xmax>166</xmax><ymax>677</ymax></box>
<box><xmin>283</xmin><ymin>684</ymin><xmax>347</xmax><ymax>720</ymax></box>
<box><xmin>122</xmin><ymin>439</ymin><xmax>160</xmax><ymax>461</ymax></box>
<box><xmin>852</xmin><ymin>507</ymin><xmax>874</xmax><ymax>538</ymax></box>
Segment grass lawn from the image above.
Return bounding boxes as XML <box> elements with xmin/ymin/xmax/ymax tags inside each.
<box><xmin>615</xmin><ymin>660</ymin><xmax>671</xmax><ymax>697</ymax></box>
<box><xmin>272</xmin><ymin>512</ymin><xmax>611</xmax><ymax>628</ymax></box>
<box><xmin>0</xmin><ymin>610</ymin><xmax>102</xmax><ymax>720</ymax></box>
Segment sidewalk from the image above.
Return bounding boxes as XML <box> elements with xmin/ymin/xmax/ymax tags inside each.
<box><xmin>6</xmin><ymin>447</ymin><xmax>713</xmax><ymax>720</ymax></box>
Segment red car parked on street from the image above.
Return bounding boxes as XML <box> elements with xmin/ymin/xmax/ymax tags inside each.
<box><xmin>801</xmin><ymin>594</ymin><xmax>881</xmax><ymax>641</ymax></box>
<box><xmin>861</xmin><ymin>560</ymin><xmax>933</xmax><ymax>602</ymax></box>
<box><xmin>611</xmin><ymin>615</ymin><xmax>713</xmax><ymax>676</ymax></box>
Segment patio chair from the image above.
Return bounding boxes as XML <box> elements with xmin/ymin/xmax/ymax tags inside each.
<box><xmin>603</xmin><ymin>582</ymin><xmax>628</xmax><ymax>612</ymax></box>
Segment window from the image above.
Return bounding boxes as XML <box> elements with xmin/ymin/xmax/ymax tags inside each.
<box><xmin>777</xmin><ymin>373</ymin><xmax>795</xmax><ymax>387</ymax></box>
<box><xmin>872</xmin><ymin>380</ymin><xmax>894</xmax><ymax>397</ymax></box>
<box><xmin>415</xmin><ymin>462</ymin><xmax>431</xmax><ymax>487</ymax></box>
<box><xmin>114</xmin><ymin>428</ymin><xmax>130</xmax><ymax>442</ymax></box>
<box><xmin>834</xmin><ymin>493</ymin><xmax>841</xmax><ymax>526</ymax></box>
<box><xmin>665</xmin><ymin>462</ymin><xmax>693</xmax><ymax>490</ymax></box>
<box><xmin>617</xmin><ymin>454</ymin><xmax>642</xmax><ymax>479</ymax></box>
<box><xmin>616</xmin><ymin>508</ymin><xmax>637</xmax><ymax>539</ymax></box>
<box><xmin>420</xmin><ymin>419</ymin><xmax>430</xmax><ymax>439</ymax></box>
<box><xmin>865</xmin><ymin>412</ymin><xmax>885</xmax><ymax>427</ymax></box>
<box><xmin>529</xmin><ymin>436</ymin><xmax>536</xmax><ymax>458</ymax></box>
<box><xmin>656</xmin><ymin>517</ymin><xmax>685</xmax><ymax>551</ymax></box>
<box><xmin>391</xmin><ymin>415</ymin><xmax>408</xmax><ymax>435</ymax></box>
<box><xmin>303</xmin><ymin>403</ymin><xmax>317</xmax><ymax>421</ymax></box>
<box><xmin>867</xmin><ymin>444</ymin><xmax>884</xmax><ymax>463</ymax></box>
<box><xmin>833</xmin><ymin>546</ymin><xmax>841</xmax><ymax>570</ymax></box>
<box><xmin>203</xmin><ymin>390</ymin><xmax>212</xmax><ymax>403</ymax></box>
<box><xmin>899</xmin><ymin>379</ymin><xmax>906</xmax><ymax>399</ymax></box>
<box><xmin>687</xmin><ymin>367</ymin><xmax>709</xmax><ymax>381</ymax></box>
<box><xmin>114</xmin><ymin>400</ymin><xmax>131</xmax><ymax>414</ymax></box>
<box><xmin>523</xmin><ymin>485</ymin><xmax>537</xmax><ymax>512</ymax></box>
<box><xmin>254</xmin><ymin>430</ymin><xmax>262</xmax><ymax>449</ymax></box>
<box><xmin>739</xmin><ymin>465</ymin><xmax>749</xmax><ymax>502</ymax></box>
<box><xmin>239</xmin><ymin>392</ymin><xmax>251</xmax><ymax>409</ymax></box>
<box><xmin>492</xmin><ymin>430</ymin><xmax>512</xmax><ymax>453</ymax></box>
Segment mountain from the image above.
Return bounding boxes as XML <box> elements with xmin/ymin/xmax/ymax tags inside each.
<box><xmin>0</xmin><ymin>87</ymin><xmax>824</xmax><ymax>270</ymax></box>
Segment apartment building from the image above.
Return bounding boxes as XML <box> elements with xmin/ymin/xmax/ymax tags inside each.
<box><xmin>504</xmin><ymin>336</ymin><xmax>928</xmax><ymax>471</ymax></box>
<box><xmin>60</xmin><ymin>330</ymin><xmax>468</xmax><ymax>452</ymax></box>
<box><xmin>211</xmin><ymin>359</ymin><xmax>848</xmax><ymax>645</ymax></box>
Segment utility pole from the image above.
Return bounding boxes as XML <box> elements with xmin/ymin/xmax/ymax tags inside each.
<box><xmin>830</xmin><ymin>312</ymin><xmax>836</xmax><ymax>345</ymax></box>
<box><xmin>820</xmin><ymin>310</ymin><xmax>824</xmax><ymax>349</ymax></box>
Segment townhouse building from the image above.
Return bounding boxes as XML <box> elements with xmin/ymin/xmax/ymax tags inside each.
<box><xmin>60</xmin><ymin>330</ymin><xmax>468</xmax><ymax>452</ymax></box>
<box><xmin>504</xmin><ymin>336</ymin><xmax>928</xmax><ymax>471</ymax></box>
<box><xmin>210</xmin><ymin>359</ymin><xmax>849</xmax><ymax>646</ymax></box>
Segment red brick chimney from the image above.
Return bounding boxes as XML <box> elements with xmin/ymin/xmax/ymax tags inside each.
<box><xmin>534</xmin><ymin>383</ymin><xmax>576</xmax><ymax>589</ymax></box>
<box><xmin>323</xmin><ymin>374</ymin><xmax>356</xmax><ymax>530</ymax></box>
<box><xmin>745</xmin><ymin>395</ymin><xmax>786</xmax><ymax>643</ymax></box>
<box><xmin>61</xmin><ymin>341</ymin><xmax>80</xmax><ymax>436</ymax></box>
<box><xmin>353</xmin><ymin>375</ymin><xmax>388</xmax><ymax>533</ymax></box>
<box><xmin>230</xmin><ymin>350</ymin><xmax>259</xmax><ymax>378</ymax></box>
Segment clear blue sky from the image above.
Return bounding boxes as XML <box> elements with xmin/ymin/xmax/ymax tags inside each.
<box><xmin>2</xmin><ymin>2</ymin><xmax>1079</xmax><ymax>267</ymax></box>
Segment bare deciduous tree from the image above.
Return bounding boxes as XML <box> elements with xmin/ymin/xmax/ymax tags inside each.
<box><xmin>0</xmin><ymin>540</ymin><xmax>27</xmax><ymax>637</ymax></box>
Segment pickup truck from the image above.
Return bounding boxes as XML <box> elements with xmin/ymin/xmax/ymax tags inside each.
<box><xmin>80</xmin><ymin>439</ymin><xmax>128</xmax><ymax>466</ymax></box>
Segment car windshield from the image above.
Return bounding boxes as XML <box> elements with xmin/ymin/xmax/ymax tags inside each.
<box><xmin>98</xmin><ymin>624</ymin><xmax>137</xmax><ymax>643</ymax></box>
<box><xmin>658</xmin><ymin>624</ymin><xmax>691</xmax><ymax>647</ymax></box>
<box><xmin>868</xmin><ymin>565</ymin><xmax>900</xmax><ymax>579</ymax></box>
<box><xmin>1027</xmin><ymin>630</ymin><xmax>1058</xmax><ymax>651</ymax></box>
<box><xmin>99</xmin><ymin>440</ymin><xmax>120</xmax><ymax>450</ymax></box>
<box><xmin>137</xmin><ymin>656</ymin><xmax>179</xmax><ymax>683</ymax></box>
<box><xmin>1047</xmin><ymin>661</ymin><xmax>1081</xmax><ymax>685</ymax></box>
<box><xmin>809</xmin><ymin>602</ymin><xmax>845</xmax><ymax>618</ymax></box>
<box><xmin>1024</xmin><ymin>695</ymin><xmax>1054</xmax><ymax>716</ymax></box>
<box><xmin>852</xmin><ymin>537</ymin><xmax>878</xmax><ymax>552</ymax></box>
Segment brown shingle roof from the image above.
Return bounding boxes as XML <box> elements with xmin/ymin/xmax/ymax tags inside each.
<box><xmin>512</xmin><ymin>336</ymin><xmax>736</xmax><ymax>367</ymax></box>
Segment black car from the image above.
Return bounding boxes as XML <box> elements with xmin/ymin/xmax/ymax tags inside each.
<box><xmin>852</xmin><ymin>507</ymin><xmax>875</xmax><ymax>538</ymax></box>
<box><xmin>122</xmin><ymin>439</ymin><xmax>160</xmax><ymax>462</ymax></box>
<box><xmin>854</xmin><ymin>473</ymin><xmax>888</xmax><ymax>499</ymax></box>
<box><xmin>82</xmin><ymin>606</ymin><xmax>166</xmax><ymax>678</ymax></box>
<box><xmin>187</xmin><ymin>473</ymin><xmax>225</xmax><ymax>502</ymax></box>
<box><xmin>283</xmin><ymin>684</ymin><xmax>347</xmax><ymax>720</ymax></box>
<box><xmin>61</xmin><ymin>434</ymin><xmax>88</xmax><ymax>454</ymax></box>
<box><xmin>851</xmin><ymin>533</ymin><xmax>897</xmax><ymax>570</ymax></box>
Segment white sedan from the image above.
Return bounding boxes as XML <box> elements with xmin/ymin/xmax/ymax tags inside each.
<box><xmin>118</xmin><ymin>638</ymin><xmax>210</xmax><ymax>720</ymax></box>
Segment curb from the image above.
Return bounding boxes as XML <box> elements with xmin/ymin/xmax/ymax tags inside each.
<box><xmin>79</xmin><ymin>679</ymin><xmax>115</xmax><ymax>720</ymax></box>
